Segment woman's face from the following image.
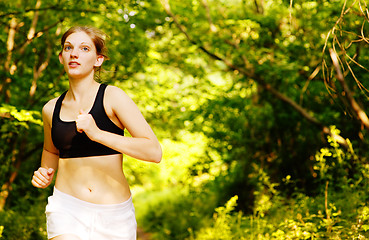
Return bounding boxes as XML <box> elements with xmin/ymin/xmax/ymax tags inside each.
<box><xmin>59</xmin><ymin>31</ymin><xmax>104</xmax><ymax>80</ymax></box>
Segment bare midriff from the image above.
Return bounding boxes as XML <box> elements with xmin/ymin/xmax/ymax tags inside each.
<box><xmin>55</xmin><ymin>154</ymin><xmax>131</xmax><ymax>204</ymax></box>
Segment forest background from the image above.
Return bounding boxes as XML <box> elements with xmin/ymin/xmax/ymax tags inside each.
<box><xmin>1</xmin><ymin>0</ymin><xmax>369</xmax><ymax>239</ymax></box>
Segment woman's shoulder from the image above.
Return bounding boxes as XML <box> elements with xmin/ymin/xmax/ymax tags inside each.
<box><xmin>105</xmin><ymin>84</ymin><xmax>125</xmax><ymax>94</ymax></box>
<box><xmin>104</xmin><ymin>84</ymin><xmax>137</xmax><ymax>110</ymax></box>
<box><xmin>105</xmin><ymin>85</ymin><xmax>131</xmax><ymax>101</ymax></box>
<box><xmin>42</xmin><ymin>96</ymin><xmax>60</xmax><ymax>120</ymax></box>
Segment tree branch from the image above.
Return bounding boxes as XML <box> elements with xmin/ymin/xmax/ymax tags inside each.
<box><xmin>0</xmin><ymin>112</ymin><xmax>12</xmax><ymax>119</ymax></box>
<box><xmin>30</xmin><ymin>43</ymin><xmax>52</xmax><ymax>101</ymax></box>
<box><xmin>254</xmin><ymin>0</ymin><xmax>264</xmax><ymax>14</ymax></box>
<box><xmin>329</xmin><ymin>48</ymin><xmax>369</xmax><ymax>129</ymax></box>
<box><xmin>18</xmin><ymin>19</ymin><xmax>64</xmax><ymax>56</ymax></box>
<box><xmin>201</xmin><ymin>0</ymin><xmax>217</xmax><ymax>32</ymax></box>
<box><xmin>0</xmin><ymin>5</ymin><xmax>100</xmax><ymax>18</ymax></box>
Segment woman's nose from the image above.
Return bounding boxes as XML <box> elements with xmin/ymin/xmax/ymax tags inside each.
<box><xmin>70</xmin><ymin>48</ymin><xmax>79</xmax><ymax>58</ymax></box>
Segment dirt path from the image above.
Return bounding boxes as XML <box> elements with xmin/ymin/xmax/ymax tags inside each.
<box><xmin>137</xmin><ymin>227</ymin><xmax>152</xmax><ymax>240</ymax></box>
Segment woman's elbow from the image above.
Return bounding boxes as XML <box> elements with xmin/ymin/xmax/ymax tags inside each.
<box><xmin>151</xmin><ymin>143</ymin><xmax>162</xmax><ymax>163</ymax></box>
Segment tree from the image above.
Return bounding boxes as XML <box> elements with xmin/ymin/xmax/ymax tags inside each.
<box><xmin>156</xmin><ymin>0</ymin><xmax>369</xmax><ymax>200</ymax></box>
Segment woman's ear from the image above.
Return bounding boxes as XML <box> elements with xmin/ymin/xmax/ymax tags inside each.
<box><xmin>94</xmin><ymin>55</ymin><xmax>104</xmax><ymax>67</ymax></box>
<box><xmin>58</xmin><ymin>53</ymin><xmax>64</xmax><ymax>64</ymax></box>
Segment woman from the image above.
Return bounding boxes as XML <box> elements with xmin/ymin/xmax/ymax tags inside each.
<box><xmin>31</xmin><ymin>26</ymin><xmax>162</xmax><ymax>240</ymax></box>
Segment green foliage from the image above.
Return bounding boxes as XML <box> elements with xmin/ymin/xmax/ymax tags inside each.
<box><xmin>0</xmin><ymin>104</ymin><xmax>43</xmax><ymax>197</ymax></box>
<box><xmin>0</xmin><ymin>104</ymin><xmax>42</xmax><ymax>126</ymax></box>
<box><xmin>314</xmin><ymin>126</ymin><xmax>357</xmax><ymax>185</ymax></box>
<box><xmin>135</xmin><ymin>187</ymin><xmax>216</xmax><ymax>240</ymax></box>
<box><xmin>183</xmin><ymin>130</ymin><xmax>369</xmax><ymax>240</ymax></box>
<box><xmin>189</xmin><ymin>195</ymin><xmax>244</xmax><ymax>240</ymax></box>
<box><xmin>0</xmin><ymin>206</ymin><xmax>47</xmax><ymax>240</ymax></box>
<box><xmin>124</xmin><ymin>131</ymin><xmax>210</xmax><ymax>190</ymax></box>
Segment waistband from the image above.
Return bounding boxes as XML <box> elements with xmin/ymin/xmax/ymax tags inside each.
<box><xmin>52</xmin><ymin>187</ymin><xmax>133</xmax><ymax>212</ymax></box>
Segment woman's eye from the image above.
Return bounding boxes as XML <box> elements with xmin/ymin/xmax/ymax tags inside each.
<box><xmin>64</xmin><ymin>46</ymin><xmax>72</xmax><ymax>51</ymax></box>
<box><xmin>82</xmin><ymin>47</ymin><xmax>90</xmax><ymax>51</ymax></box>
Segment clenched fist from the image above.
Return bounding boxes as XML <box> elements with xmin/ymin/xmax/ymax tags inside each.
<box><xmin>76</xmin><ymin>110</ymin><xmax>100</xmax><ymax>140</ymax></box>
<box><xmin>32</xmin><ymin>167</ymin><xmax>55</xmax><ymax>188</ymax></box>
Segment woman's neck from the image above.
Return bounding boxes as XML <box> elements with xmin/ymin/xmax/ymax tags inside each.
<box><xmin>67</xmin><ymin>77</ymin><xmax>100</xmax><ymax>102</ymax></box>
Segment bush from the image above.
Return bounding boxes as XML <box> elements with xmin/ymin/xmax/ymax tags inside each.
<box><xmin>136</xmin><ymin>187</ymin><xmax>217</xmax><ymax>240</ymax></box>
<box><xmin>187</xmin><ymin>129</ymin><xmax>369</xmax><ymax>239</ymax></box>
<box><xmin>0</xmin><ymin>206</ymin><xmax>47</xmax><ymax>240</ymax></box>
<box><xmin>187</xmin><ymin>187</ymin><xmax>369</xmax><ymax>239</ymax></box>
<box><xmin>188</xmin><ymin>195</ymin><xmax>245</xmax><ymax>240</ymax></box>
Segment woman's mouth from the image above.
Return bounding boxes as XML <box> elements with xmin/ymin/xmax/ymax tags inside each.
<box><xmin>69</xmin><ymin>61</ymin><xmax>80</xmax><ymax>67</ymax></box>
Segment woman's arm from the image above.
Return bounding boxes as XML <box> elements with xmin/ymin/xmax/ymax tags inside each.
<box><xmin>32</xmin><ymin>100</ymin><xmax>60</xmax><ymax>188</ymax></box>
<box><xmin>76</xmin><ymin>86</ymin><xmax>162</xmax><ymax>163</ymax></box>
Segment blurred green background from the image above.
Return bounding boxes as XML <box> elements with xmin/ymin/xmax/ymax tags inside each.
<box><xmin>1</xmin><ymin>0</ymin><xmax>369</xmax><ymax>239</ymax></box>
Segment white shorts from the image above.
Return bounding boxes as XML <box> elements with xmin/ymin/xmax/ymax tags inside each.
<box><xmin>45</xmin><ymin>187</ymin><xmax>137</xmax><ymax>240</ymax></box>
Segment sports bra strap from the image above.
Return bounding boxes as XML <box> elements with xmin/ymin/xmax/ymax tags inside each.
<box><xmin>52</xmin><ymin>91</ymin><xmax>68</xmax><ymax>124</ymax></box>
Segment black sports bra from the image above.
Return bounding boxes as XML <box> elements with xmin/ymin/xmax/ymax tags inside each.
<box><xmin>51</xmin><ymin>84</ymin><xmax>124</xmax><ymax>158</ymax></box>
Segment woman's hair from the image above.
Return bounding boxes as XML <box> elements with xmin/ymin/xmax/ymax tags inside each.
<box><xmin>60</xmin><ymin>26</ymin><xmax>108</xmax><ymax>77</ymax></box>
<box><xmin>60</xmin><ymin>26</ymin><xmax>108</xmax><ymax>58</ymax></box>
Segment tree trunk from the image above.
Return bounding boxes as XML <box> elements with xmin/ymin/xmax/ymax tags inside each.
<box><xmin>0</xmin><ymin>17</ymin><xmax>17</xmax><ymax>103</ymax></box>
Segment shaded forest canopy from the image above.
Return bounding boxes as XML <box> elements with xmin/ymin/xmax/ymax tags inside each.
<box><xmin>1</xmin><ymin>0</ymin><xmax>369</xmax><ymax>239</ymax></box>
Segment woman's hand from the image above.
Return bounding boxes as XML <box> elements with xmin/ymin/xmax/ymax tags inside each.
<box><xmin>32</xmin><ymin>167</ymin><xmax>55</xmax><ymax>188</ymax></box>
<box><xmin>76</xmin><ymin>110</ymin><xmax>100</xmax><ymax>140</ymax></box>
